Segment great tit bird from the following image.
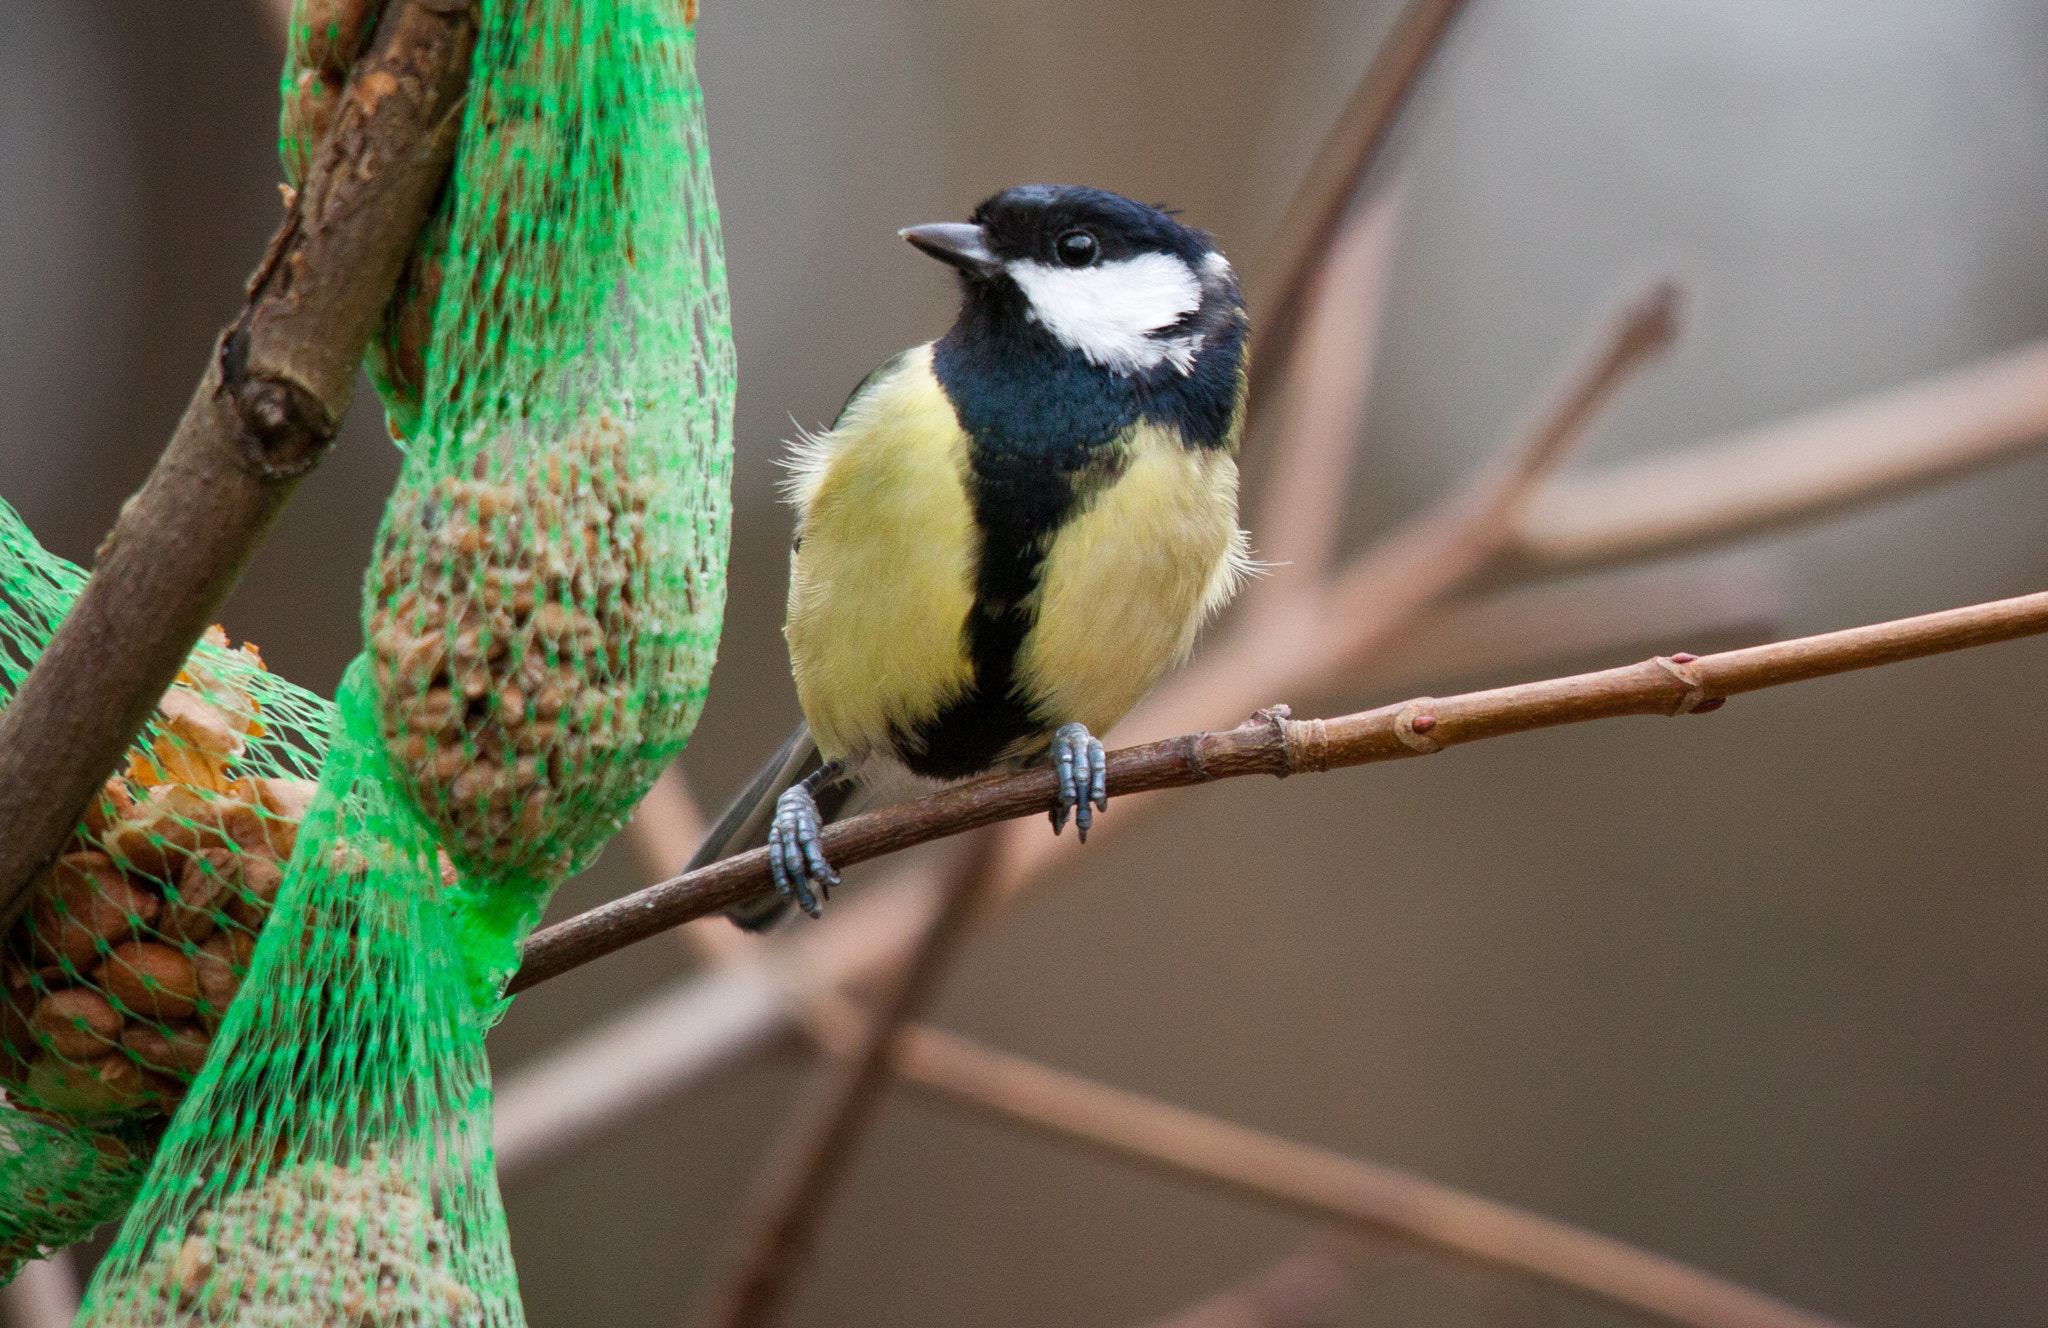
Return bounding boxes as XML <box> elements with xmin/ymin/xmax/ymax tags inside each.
<box><xmin>697</xmin><ymin>184</ymin><xmax>1251</xmax><ymax>928</ymax></box>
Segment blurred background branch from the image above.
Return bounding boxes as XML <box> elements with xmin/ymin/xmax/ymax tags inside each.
<box><xmin>1507</xmin><ymin>339</ymin><xmax>2048</xmax><ymax>573</ymax></box>
<box><xmin>686</xmin><ymin>831</ymin><xmax>1004</xmax><ymax>1328</ymax></box>
<box><xmin>616</xmin><ymin>788</ymin><xmax>1856</xmax><ymax>1328</ymax></box>
<box><xmin>878</xmin><ymin>1024</ymin><xmax>1853</xmax><ymax>1328</ymax></box>
<box><xmin>1133</xmin><ymin>1238</ymin><xmax>1398</xmax><ymax>1328</ymax></box>
<box><xmin>1244</xmin><ymin>0</ymin><xmax>1470</xmax><ymax>408</ymax></box>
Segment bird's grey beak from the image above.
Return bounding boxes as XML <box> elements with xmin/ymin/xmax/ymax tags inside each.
<box><xmin>900</xmin><ymin>222</ymin><xmax>999</xmax><ymax>278</ymax></box>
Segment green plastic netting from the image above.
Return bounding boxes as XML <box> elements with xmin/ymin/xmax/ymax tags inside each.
<box><xmin>364</xmin><ymin>0</ymin><xmax>734</xmax><ymax>975</ymax></box>
<box><xmin>0</xmin><ymin>498</ymin><xmax>335</xmax><ymax>1280</ymax></box>
<box><xmin>68</xmin><ymin>0</ymin><xmax>733</xmax><ymax>1320</ymax></box>
<box><xmin>78</xmin><ymin>667</ymin><xmax>510</xmax><ymax>1327</ymax></box>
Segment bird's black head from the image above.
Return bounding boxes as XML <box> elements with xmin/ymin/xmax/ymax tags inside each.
<box><xmin>902</xmin><ymin>184</ymin><xmax>1242</xmax><ymax>381</ymax></box>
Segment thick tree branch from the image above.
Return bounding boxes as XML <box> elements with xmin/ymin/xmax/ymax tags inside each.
<box><xmin>0</xmin><ymin>0</ymin><xmax>476</xmax><ymax>930</ymax></box>
<box><xmin>886</xmin><ymin>1025</ymin><xmax>1853</xmax><ymax>1328</ymax></box>
<box><xmin>510</xmin><ymin>589</ymin><xmax>2048</xmax><ymax>991</ymax></box>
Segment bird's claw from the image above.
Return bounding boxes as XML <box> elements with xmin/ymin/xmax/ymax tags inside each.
<box><xmin>767</xmin><ymin>784</ymin><xmax>838</xmax><ymax>918</ymax></box>
<box><xmin>1049</xmin><ymin>721</ymin><xmax>1109</xmax><ymax>842</ymax></box>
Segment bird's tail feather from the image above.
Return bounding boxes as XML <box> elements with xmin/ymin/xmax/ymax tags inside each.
<box><xmin>691</xmin><ymin>722</ymin><xmax>854</xmax><ymax>931</ymax></box>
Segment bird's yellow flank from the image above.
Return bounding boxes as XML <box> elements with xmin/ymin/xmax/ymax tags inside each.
<box><xmin>784</xmin><ymin>344</ymin><xmax>977</xmax><ymax>764</ymax></box>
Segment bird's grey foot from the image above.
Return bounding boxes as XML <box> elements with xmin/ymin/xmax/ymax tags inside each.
<box><xmin>767</xmin><ymin>784</ymin><xmax>839</xmax><ymax>918</ymax></box>
<box><xmin>1049</xmin><ymin>721</ymin><xmax>1109</xmax><ymax>842</ymax></box>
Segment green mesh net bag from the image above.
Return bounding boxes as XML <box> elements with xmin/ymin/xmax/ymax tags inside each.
<box><xmin>0</xmin><ymin>497</ymin><xmax>334</xmax><ymax>1280</ymax></box>
<box><xmin>361</xmin><ymin>0</ymin><xmax>734</xmax><ymax>972</ymax></box>
<box><xmin>72</xmin><ymin>0</ymin><xmax>733</xmax><ymax>1319</ymax></box>
<box><xmin>76</xmin><ymin>667</ymin><xmax>511</xmax><ymax>1327</ymax></box>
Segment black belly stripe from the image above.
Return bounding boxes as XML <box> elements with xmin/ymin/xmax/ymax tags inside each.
<box><xmin>895</xmin><ymin>612</ymin><xmax>1039</xmax><ymax>779</ymax></box>
<box><xmin>894</xmin><ymin>439</ymin><xmax>1128</xmax><ymax>779</ymax></box>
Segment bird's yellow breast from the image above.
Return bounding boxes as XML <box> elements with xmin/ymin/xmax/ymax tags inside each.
<box><xmin>784</xmin><ymin>345</ymin><xmax>978</xmax><ymax>763</ymax></box>
<box><xmin>1016</xmin><ymin>421</ymin><xmax>1244</xmax><ymax>738</ymax></box>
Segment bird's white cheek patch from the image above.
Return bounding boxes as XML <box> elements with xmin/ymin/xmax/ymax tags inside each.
<box><xmin>1007</xmin><ymin>253</ymin><xmax>1203</xmax><ymax>375</ymax></box>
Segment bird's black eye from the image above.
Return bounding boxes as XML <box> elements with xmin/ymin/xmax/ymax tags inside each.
<box><xmin>1055</xmin><ymin>229</ymin><xmax>1098</xmax><ymax>268</ymax></box>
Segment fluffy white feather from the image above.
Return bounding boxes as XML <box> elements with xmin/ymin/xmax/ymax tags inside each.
<box><xmin>1006</xmin><ymin>252</ymin><xmax>1203</xmax><ymax>375</ymax></box>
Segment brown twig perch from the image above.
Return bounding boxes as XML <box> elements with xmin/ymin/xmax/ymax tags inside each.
<box><xmin>1369</xmin><ymin>551</ymin><xmax>1785</xmax><ymax>693</ymax></box>
<box><xmin>505</xmin><ymin>215</ymin><xmax>2048</xmax><ymax>1163</ymax></box>
<box><xmin>686</xmin><ymin>831</ymin><xmax>1004</xmax><ymax>1328</ymax></box>
<box><xmin>0</xmin><ymin>0</ymin><xmax>476</xmax><ymax>930</ymax></box>
<box><xmin>512</xmin><ymin>588</ymin><xmax>2048</xmax><ymax>990</ymax></box>
<box><xmin>834</xmin><ymin>318</ymin><xmax>2048</xmax><ymax>941</ymax></box>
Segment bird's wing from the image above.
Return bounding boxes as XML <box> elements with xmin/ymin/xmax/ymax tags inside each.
<box><xmin>830</xmin><ymin>345</ymin><xmax>917</xmax><ymax>428</ymax></box>
<box><xmin>784</xmin><ymin>344</ymin><xmax>979</xmax><ymax>767</ymax></box>
<box><xmin>783</xmin><ymin>343</ymin><xmax>931</xmax><ymax>523</ymax></box>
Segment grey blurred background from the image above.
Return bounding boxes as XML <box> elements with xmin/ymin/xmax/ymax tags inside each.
<box><xmin>7</xmin><ymin>1</ymin><xmax>2048</xmax><ymax>1324</ymax></box>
